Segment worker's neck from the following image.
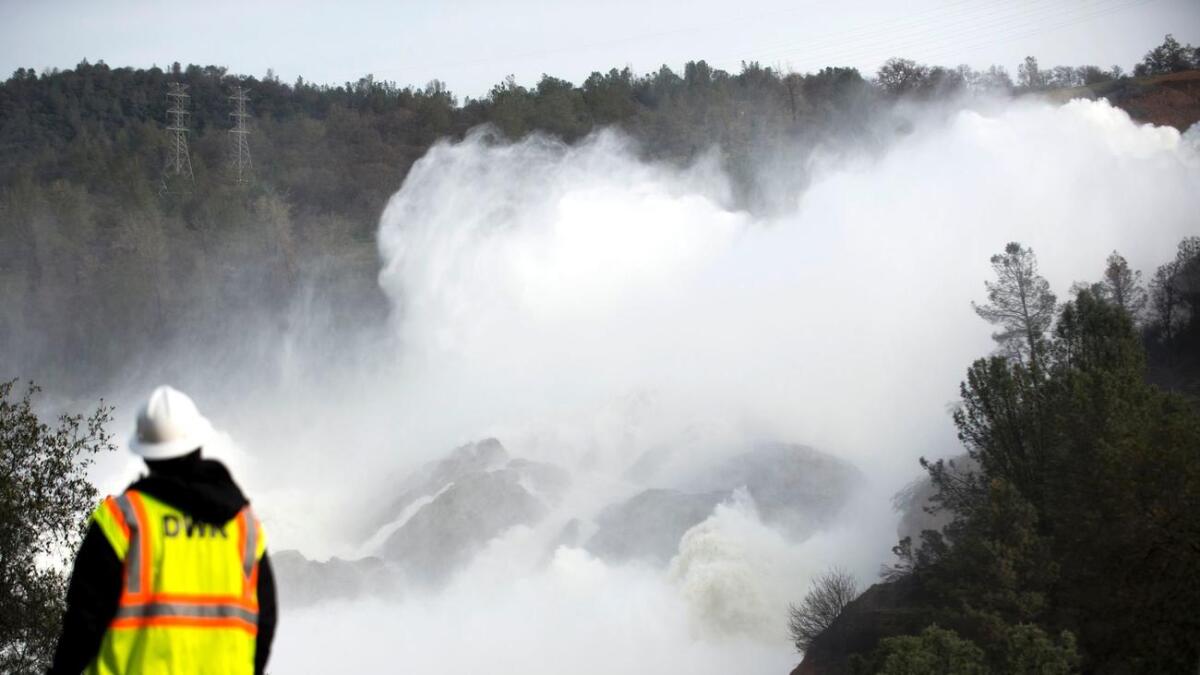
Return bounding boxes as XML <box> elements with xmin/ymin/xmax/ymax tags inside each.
<box><xmin>145</xmin><ymin>449</ymin><xmax>203</xmax><ymax>477</ymax></box>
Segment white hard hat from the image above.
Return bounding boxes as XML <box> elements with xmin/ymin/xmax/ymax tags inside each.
<box><xmin>130</xmin><ymin>385</ymin><xmax>213</xmax><ymax>460</ymax></box>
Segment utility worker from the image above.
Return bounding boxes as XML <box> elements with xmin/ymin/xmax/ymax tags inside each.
<box><xmin>49</xmin><ymin>386</ymin><xmax>278</xmax><ymax>674</ymax></box>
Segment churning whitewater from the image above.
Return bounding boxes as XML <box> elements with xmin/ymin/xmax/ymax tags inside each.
<box><xmin>89</xmin><ymin>97</ymin><xmax>1197</xmax><ymax>674</ymax></box>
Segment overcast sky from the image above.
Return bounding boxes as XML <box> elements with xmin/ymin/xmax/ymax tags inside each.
<box><xmin>1</xmin><ymin>0</ymin><xmax>1197</xmax><ymax>98</ymax></box>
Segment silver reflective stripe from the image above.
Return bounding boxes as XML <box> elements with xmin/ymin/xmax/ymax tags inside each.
<box><xmin>242</xmin><ymin>507</ymin><xmax>257</xmax><ymax>578</ymax></box>
<box><xmin>116</xmin><ymin>602</ymin><xmax>258</xmax><ymax>625</ymax></box>
<box><xmin>113</xmin><ymin>494</ymin><xmax>140</xmax><ymax>595</ymax></box>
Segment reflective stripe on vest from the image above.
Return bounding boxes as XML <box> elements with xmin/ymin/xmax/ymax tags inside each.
<box><xmin>238</xmin><ymin>507</ymin><xmax>260</xmax><ymax>597</ymax></box>
<box><xmin>112</xmin><ymin>599</ymin><xmax>258</xmax><ymax>633</ymax></box>
<box><xmin>241</xmin><ymin>507</ymin><xmax>257</xmax><ymax>578</ymax></box>
<box><xmin>108</xmin><ymin>494</ymin><xmax>145</xmax><ymax>596</ymax></box>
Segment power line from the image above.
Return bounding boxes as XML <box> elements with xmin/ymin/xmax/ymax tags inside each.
<box><xmin>733</xmin><ymin>0</ymin><xmax>1007</xmax><ymax>65</ymax></box>
<box><xmin>415</xmin><ymin>0</ymin><xmax>840</xmax><ymax>73</ymax></box>
<box><xmin>747</xmin><ymin>0</ymin><xmax>1140</xmax><ymax>70</ymax></box>
<box><xmin>910</xmin><ymin>0</ymin><xmax>1159</xmax><ymax>67</ymax></box>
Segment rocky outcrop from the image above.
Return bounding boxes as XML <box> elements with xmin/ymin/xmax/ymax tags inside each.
<box><xmin>893</xmin><ymin>454</ymin><xmax>974</xmax><ymax>550</ymax></box>
<box><xmin>506</xmin><ymin>457</ymin><xmax>571</xmax><ymax>504</ymax></box>
<box><xmin>381</xmin><ymin>467</ymin><xmax>549</xmax><ymax>585</ymax></box>
<box><xmin>283</xmin><ymin>438</ymin><xmax>862</xmax><ymax>603</ymax></box>
<box><xmin>586</xmin><ymin>489</ymin><xmax>728</xmax><ymax>565</ymax></box>
<box><xmin>698</xmin><ymin>443</ymin><xmax>862</xmax><ymax>540</ymax></box>
<box><xmin>283</xmin><ymin>439</ymin><xmax>570</xmax><ymax>598</ymax></box>
<box><xmin>367</xmin><ymin>438</ymin><xmax>510</xmax><ymax>536</ymax></box>
<box><xmin>587</xmin><ymin>443</ymin><xmax>862</xmax><ymax>565</ymax></box>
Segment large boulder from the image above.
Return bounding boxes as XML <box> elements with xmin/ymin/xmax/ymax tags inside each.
<box><xmin>586</xmin><ymin>443</ymin><xmax>862</xmax><ymax>565</ymax></box>
<box><xmin>585</xmin><ymin>489</ymin><xmax>728</xmax><ymax>565</ymax></box>
<box><xmin>506</xmin><ymin>457</ymin><xmax>571</xmax><ymax>504</ymax></box>
<box><xmin>381</xmin><ymin>468</ymin><xmax>549</xmax><ymax>585</ymax></box>
<box><xmin>695</xmin><ymin>443</ymin><xmax>862</xmax><ymax>540</ymax></box>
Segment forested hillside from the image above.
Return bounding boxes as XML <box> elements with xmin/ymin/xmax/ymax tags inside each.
<box><xmin>0</xmin><ymin>36</ymin><xmax>1196</xmax><ymax>393</ymax></box>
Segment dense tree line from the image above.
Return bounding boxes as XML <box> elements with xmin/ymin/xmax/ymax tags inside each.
<box><xmin>0</xmin><ymin>35</ymin><xmax>1194</xmax><ymax>391</ymax></box>
<box><xmin>1133</xmin><ymin>33</ymin><xmax>1200</xmax><ymax>78</ymax></box>
<box><xmin>873</xmin><ymin>35</ymin><xmax>1199</xmax><ymax>97</ymax></box>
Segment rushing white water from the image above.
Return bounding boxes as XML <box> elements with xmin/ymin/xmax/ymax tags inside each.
<box><xmin>90</xmin><ymin>97</ymin><xmax>1199</xmax><ymax>673</ymax></box>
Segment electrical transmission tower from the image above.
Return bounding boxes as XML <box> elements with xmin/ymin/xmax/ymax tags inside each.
<box><xmin>161</xmin><ymin>82</ymin><xmax>195</xmax><ymax>193</ymax></box>
<box><xmin>228</xmin><ymin>85</ymin><xmax>253</xmax><ymax>185</ymax></box>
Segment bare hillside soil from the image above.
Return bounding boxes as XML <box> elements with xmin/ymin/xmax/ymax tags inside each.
<box><xmin>1042</xmin><ymin>69</ymin><xmax>1200</xmax><ymax>131</ymax></box>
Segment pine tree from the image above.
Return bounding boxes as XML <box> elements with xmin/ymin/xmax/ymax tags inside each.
<box><xmin>1099</xmin><ymin>251</ymin><xmax>1146</xmax><ymax>323</ymax></box>
<box><xmin>972</xmin><ymin>242</ymin><xmax>1057</xmax><ymax>377</ymax></box>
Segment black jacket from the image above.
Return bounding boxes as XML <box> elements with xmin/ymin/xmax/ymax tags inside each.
<box><xmin>48</xmin><ymin>458</ymin><xmax>277</xmax><ymax>674</ymax></box>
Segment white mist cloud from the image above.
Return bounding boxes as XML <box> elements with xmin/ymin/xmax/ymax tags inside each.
<box><xmin>94</xmin><ymin>97</ymin><xmax>1198</xmax><ymax>672</ymax></box>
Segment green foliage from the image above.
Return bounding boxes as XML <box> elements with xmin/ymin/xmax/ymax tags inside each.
<box><xmin>854</xmin><ymin>623</ymin><xmax>1078</xmax><ymax>674</ymax></box>
<box><xmin>855</xmin><ymin>625</ymin><xmax>987</xmax><ymax>675</ymax></box>
<box><xmin>1134</xmin><ymin>34</ymin><xmax>1198</xmax><ymax>77</ymax></box>
<box><xmin>918</xmin><ymin>479</ymin><xmax>1056</xmax><ymax>625</ymax></box>
<box><xmin>890</xmin><ymin>242</ymin><xmax>1200</xmax><ymax>672</ymax></box>
<box><xmin>0</xmin><ymin>380</ymin><xmax>115</xmax><ymax>673</ymax></box>
<box><xmin>1001</xmin><ymin>624</ymin><xmax>1079</xmax><ymax>675</ymax></box>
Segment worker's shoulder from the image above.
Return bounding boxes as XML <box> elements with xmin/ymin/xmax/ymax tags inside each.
<box><xmin>90</xmin><ymin>493</ymin><xmax>134</xmax><ymax>556</ymax></box>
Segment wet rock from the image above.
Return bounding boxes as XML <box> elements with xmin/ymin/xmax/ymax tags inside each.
<box><xmin>893</xmin><ymin>454</ymin><xmax>974</xmax><ymax>549</ymax></box>
<box><xmin>367</xmin><ymin>438</ymin><xmax>510</xmax><ymax>536</ymax></box>
<box><xmin>585</xmin><ymin>488</ymin><xmax>728</xmax><ymax>565</ymax></box>
<box><xmin>507</xmin><ymin>457</ymin><xmax>571</xmax><ymax>505</ymax></box>
<box><xmin>586</xmin><ymin>443</ymin><xmax>861</xmax><ymax>565</ymax></box>
<box><xmin>382</xmin><ymin>468</ymin><xmax>549</xmax><ymax>585</ymax></box>
<box><xmin>697</xmin><ymin>443</ymin><xmax>862</xmax><ymax>540</ymax></box>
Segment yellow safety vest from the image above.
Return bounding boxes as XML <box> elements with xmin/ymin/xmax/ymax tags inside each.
<box><xmin>86</xmin><ymin>489</ymin><xmax>266</xmax><ymax>674</ymax></box>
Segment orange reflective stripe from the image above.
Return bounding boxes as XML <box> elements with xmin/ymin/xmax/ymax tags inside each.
<box><xmin>104</xmin><ymin>497</ymin><xmax>130</xmax><ymax>541</ymax></box>
<box><xmin>111</xmin><ymin>494</ymin><xmax>143</xmax><ymax>596</ymax></box>
<box><xmin>246</xmin><ymin>560</ymin><xmax>259</xmax><ymax>599</ymax></box>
